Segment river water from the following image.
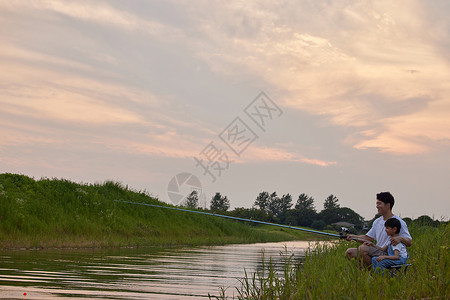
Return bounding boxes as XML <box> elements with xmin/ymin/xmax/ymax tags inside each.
<box><xmin>0</xmin><ymin>240</ymin><xmax>310</xmax><ymax>299</ymax></box>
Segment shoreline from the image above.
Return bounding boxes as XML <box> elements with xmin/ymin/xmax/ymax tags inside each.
<box><xmin>1</xmin><ymin>230</ymin><xmax>323</xmax><ymax>251</ymax></box>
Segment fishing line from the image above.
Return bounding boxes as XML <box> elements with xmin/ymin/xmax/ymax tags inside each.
<box><xmin>115</xmin><ymin>200</ymin><xmax>349</xmax><ymax>239</ymax></box>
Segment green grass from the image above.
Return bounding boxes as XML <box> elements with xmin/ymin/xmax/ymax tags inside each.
<box><xmin>220</xmin><ymin>223</ymin><xmax>449</xmax><ymax>299</ymax></box>
<box><xmin>0</xmin><ymin>173</ymin><xmax>313</xmax><ymax>249</ymax></box>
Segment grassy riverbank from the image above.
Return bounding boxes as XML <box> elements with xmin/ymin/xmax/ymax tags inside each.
<box><xmin>0</xmin><ymin>173</ymin><xmax>315</xmax><ymax>249</ymax></box>
<box><xmin>228</xmin><ymin>223</ymin><xmax>449</xmax><ymax>299</ymax></box>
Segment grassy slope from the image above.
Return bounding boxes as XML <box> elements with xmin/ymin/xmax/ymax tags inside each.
<box><xmin>0</xmin><ymin>173</ymin><xmax>313</xmax><ymax>249</ymax></box>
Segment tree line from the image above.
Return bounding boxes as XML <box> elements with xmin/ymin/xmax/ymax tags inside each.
<box><xmin>182</xmin><ymin>191</ymin><xmax>365</xmax><ymax>233</ymax></box>
<box><xmin>182</xmin><ymin>191</ymin><xmax>446</xmax><ymax>233</ymax></box>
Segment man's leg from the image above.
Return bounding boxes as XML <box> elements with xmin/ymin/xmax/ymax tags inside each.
<box><xmin>357</xmin><ymin>244</ymin><xmax>372</xmax><ymax>267</ymax></box>
<box><xmin>345</xmin><ymin>247</ymin><xmax>358</xmax><ymax>260</ymax></box>
<box><xmin>346</xmin><ymin>246</ymin><xmax>370</xmax><ymax>269</ymax></box>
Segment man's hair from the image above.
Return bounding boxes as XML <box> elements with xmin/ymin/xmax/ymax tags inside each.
<box><xmin>385</xmin><ymin>217</ymin><xmax>401</xmax><ymax>234</ymax></box>
<box><xmin>376</xmin><ymin>192</ymin><xmax>395</xmax><ymax>210</ymax></box>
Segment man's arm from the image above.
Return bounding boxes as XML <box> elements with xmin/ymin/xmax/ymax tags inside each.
<box><xmin>363</xmin><ymin>241</ymin><xmax>386</xmax><ymax>251</ymax></box>
<box><xmin>346</xmin><ymin>234</ymin><xmax>374</xmax><ymax>244</ymax></box>
<box><xmin>390</xmin><ymin>236</ymin><xmax>412</xmax><ymax>247</ymax></box>
<box><xmin>395</xmin><ymin>217</ymin><xmax>412</xmax><ymax>246</ymax></box>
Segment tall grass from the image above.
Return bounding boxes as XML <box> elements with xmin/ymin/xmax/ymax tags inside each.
<box><xmin>222</xmin><ymin>222</ymin><xmax>449</xmax><ymax>299</ymax></box>
<box><xmin>0</xmin><ymin>173</ymin><xmax>309</xmax><ymax>249</ymax></box>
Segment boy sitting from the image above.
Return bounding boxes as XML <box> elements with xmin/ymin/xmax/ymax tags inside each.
<box><xmin>363</xmin><ymin>218</ymin><xmax>409</xmax><ymax>273</ymax></box>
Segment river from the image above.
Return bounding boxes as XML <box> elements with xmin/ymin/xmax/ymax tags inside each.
<box><xmin>0</xmin><ymin>240</ymin><xmax>311</xmax><ymax>299</ymax></box>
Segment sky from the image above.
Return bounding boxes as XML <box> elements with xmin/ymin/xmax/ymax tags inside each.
<box><xmin>1</xmin><ymin>0</ymin><xmax>449</xmax><ymax>220</ymax></box>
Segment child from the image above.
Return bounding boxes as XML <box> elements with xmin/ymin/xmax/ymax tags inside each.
<box><xmin>363</xmin><ymin>217</ymin><xmax>409</xmax><ymax>273</ymax></box>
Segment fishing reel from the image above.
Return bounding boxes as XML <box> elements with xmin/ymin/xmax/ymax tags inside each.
<box><xmin>339</xmin><ymin>227</ymin><xmax>349</xmax><ymax>239</ymax></box>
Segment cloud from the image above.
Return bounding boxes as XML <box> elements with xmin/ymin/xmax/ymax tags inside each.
<box><xmin>0</xmin><ymin>0</ymin><xmax>182</xmax><ymax>39</ymax></box>
<box><xmin>0</xmin><ymin>76</ymin><xmax>213</xmax><ymax>161</ymax></box>
<box><xmin>354</xmin><ymin>97</ymin><xmax>450</xmax><ymax>153</ymax></box>
<box><xmin>0</xmin><ymin>49</ymin><xmax>144</xmax><ymax>126</ymax></box>
<box><xmin>0</xmin><ymin>46</ymin><xmax>215</xmax><ymax>160</ymax></box>
<box><xmin>1</xmin><ymin>86</ymin><xmax>143</xmax><ymax>125</ymax></box>
<box><xmin>183</xmin><ymin>0</ymin><xmax>450</xmax><ymax>155</ymax></box>
<box><xmin>1</xmin><ymin>0</ymin><xmax>228</xmax><ymax>162</ymax></box>
<box><xmin>233</xmin><ymin>146</ymin><xmax>337</xmax><ymax>167</ymax></box>
<box><xmin>1</xmin><ymin>0</ymin><xmax>449</xmax><ymax>162</ymax></box>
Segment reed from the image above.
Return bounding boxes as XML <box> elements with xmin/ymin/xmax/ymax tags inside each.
<box><xmin>221</xmin><ymin>222</ymin><xmax>449</xmax><ymax>299</ymax></box>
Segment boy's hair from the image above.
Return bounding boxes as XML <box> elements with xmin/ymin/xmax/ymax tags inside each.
<box><xmin>377</xmin><ymin>192</ymin><xmax>395</xmax><ymax>210</ymax></box>
<box><xmin>385</xmin><ymin>217</ymin><xmax>401</xmax><ymax>234</ymax></box>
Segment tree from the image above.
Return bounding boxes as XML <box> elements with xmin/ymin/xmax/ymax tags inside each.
<box><xmin>279</xmin><ymin>193</ymin><xmax>293</xmax><ymax>215</ymax></box>
<box><xmin>295</xmin><ymin>193</ymin><xmax>315</xmax><ymax>211</ymax></box>
<box><xmin>268</xmin><ymin>193</ymin><xmax>292</xmax><ymax>219</ymax></box>
<box><xmin>319</xmin><ymin>207</ymin><xmax>364</xmax><ymax>228</ymax></box>
<box><xmin>311</xmin><ymin>220</ymin><xmax>326</xmax><ymax>230</ymax></box>
<box><xmin>210</xmin><ymin>192</ymin><xmax>230</xmax><ymax>212</ymax></box>
<box><xmin>402</xmin><ymin>217</ymin><xmax>413</xmax><ymax>226</ymax></box>
<box><xmin>284</xmin><ymin>208</ymin><xmax>318</xmax><ymax>227</ymax></box>
<box><xmin>254</xmin><ymin>191</ymin><xmax>270</xmax><ymax>213</ymax></box>
<box><xmin>229</xmin><ymin>207</ymin><xmax>270</xmax><ymax>222</ymax></box>
<box><xmin>318</xmin><ymin>208</ymin><xmax>341</xmax><ymax>225</ymax></box>
<box><xmin>183</xmin><ymin>190</ymin><xmax>199</xmax><ymax>209</ymax></box>
<box><xmin>336</xmin><ymin>207</ymin><xmax>364</xmax><ymax>227</ymax></box>
<box><xmin>323</xmin><ymin>194</ymin><xmax>340</xmax><ymax>210</ymax></box>
<box><xmin>414</xmin><ymin>215</ymin><xmax>439</xmax><ymax>227</ymax></box>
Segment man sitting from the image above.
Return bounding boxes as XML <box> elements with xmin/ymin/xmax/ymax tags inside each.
<box><xmin>345</xmin><ymin>192</ymin><xmax>412</xmax><ymax>268</ymax></box>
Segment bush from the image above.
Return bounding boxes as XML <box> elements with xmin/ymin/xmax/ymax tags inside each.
<box><xmin>310</xmin><ymin>220</ymin><xmax>326</xmax><ymax>230</ymax></box>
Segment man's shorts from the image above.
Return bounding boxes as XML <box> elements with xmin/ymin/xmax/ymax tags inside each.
<box><xmin>369</xmin><ymin>246</ymin><xmax>387</xmax><ymax>257</ymax></box>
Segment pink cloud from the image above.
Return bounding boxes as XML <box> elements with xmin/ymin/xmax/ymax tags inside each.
<box><xmin>243</xmin><ymin>146</ymin><xmax>337</xmax><ymax>166</ymax></box>
<box><xmin>187</xmin><ymin>1</ymin><xmax>450</xmax><ymax>155</ymax></box>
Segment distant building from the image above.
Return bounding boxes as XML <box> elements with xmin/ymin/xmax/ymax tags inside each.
<box><xmin>362</xmin><ymin>221</ymin><xmax>369</xmax><ymax>231</ymax></box>
<box><xmin>332</xmin><ymin>221</ymin><xmax>355</xmax><ymax>228</ymax></box>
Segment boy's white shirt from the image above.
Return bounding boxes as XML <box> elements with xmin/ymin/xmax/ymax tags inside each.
<box><xmin>366</xmin><ymin>214</ymin><xmax>412</xmax><ymax>247</ymax></box>
<box><xmin>389</xmin><ymin>241</ymin><xmax>408</xmax><ymax>259</ymax></box>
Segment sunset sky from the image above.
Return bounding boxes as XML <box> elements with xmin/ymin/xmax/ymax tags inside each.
<box><xmin>1</xmin><ymin>0</ymin><xmax>449</xmax><ymax>220</ymax></box>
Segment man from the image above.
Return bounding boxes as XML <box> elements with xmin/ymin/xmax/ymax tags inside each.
<box><xmin>345</xmin><ymin>192</ymin><xmax>412</xmax><ymax>268</ymax></box>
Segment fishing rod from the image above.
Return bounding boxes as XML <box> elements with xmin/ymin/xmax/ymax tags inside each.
<box><xmin>115</xmin><ymin>200</ymin><xmax>352</xmax><ymax>239</ymax></box>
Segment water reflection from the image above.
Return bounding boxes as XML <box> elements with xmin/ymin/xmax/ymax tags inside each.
<box><xmin>0</xmin><ymin>241</ymin><xmax>310</xmax><ymax>299</ymax></box>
